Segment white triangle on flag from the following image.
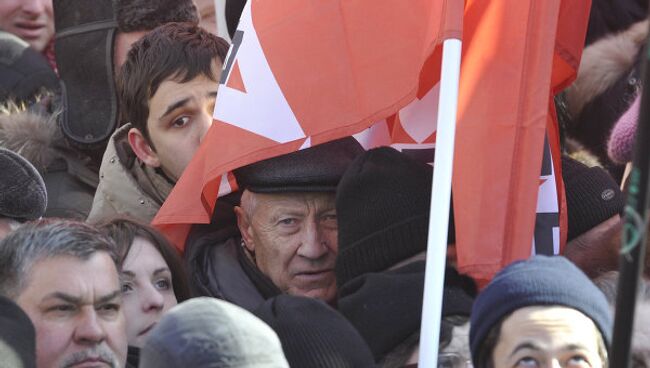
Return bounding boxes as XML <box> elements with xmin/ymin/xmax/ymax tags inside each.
<box><xmin>399</xmin><ymin>83</ymin><xmax>440</xmax><ymax>143</ymax></box>
<box><xmin>353</xmin><ymin>120</ymin><xmax>391</xmax><ymax>150</ymax></box>
<box><xmin>217</xmin><ymin>173</ymin><xmax>233</xmax><ymax>197</ymax></box>
<box><xmin>213</xmin><ymin>1</ymin><xmax>305</xmax><ymax>144</ymax></box>
<box><xmin>299</xmin><ymin>137</ymin><xmax>312</xmax><ymax>150</ymax></box>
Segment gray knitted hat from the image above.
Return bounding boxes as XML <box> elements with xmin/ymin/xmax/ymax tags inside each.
<box><xmin>140</xmin><ymin>297</ymin><xmax>289</xmax><ymax>368</ymax></box>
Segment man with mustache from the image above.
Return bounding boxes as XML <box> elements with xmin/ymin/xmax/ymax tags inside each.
<box><xmin>0</xmin><ymin>219</ymin><xmax>128</xmax><ymax>368</ymax></box>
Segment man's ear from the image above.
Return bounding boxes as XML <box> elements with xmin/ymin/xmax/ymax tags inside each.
<box><xmin>234</xmin><ymin>206</ymin><xmax>255</xmax><ymax>253</ymax></box>
<box><xmin>128</xmin><ymin>127</ymin><xmax>160</xmax><ymax>168</ymax></box>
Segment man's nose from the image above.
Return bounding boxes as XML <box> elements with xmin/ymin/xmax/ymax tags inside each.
<box><xmin>74</xmin><ymin>308</ymin><xmax>107</xmax><ymax>345</ymax></box>
<box><xmin>297</xmin><ymin>221</ymin><xmax>330</xmax><ymax>260</ymax></box>
<box><xmin>198</xmin><ymin>109</ymin><xmax>214</xmax><ymax>143</ymax></box>
<box><xmin>140</xmin><ymin>284</ymin><xmax>165</xmax><ymax>313</ymax></box>
<box><xmin>22</xmin><ymin>0</ymin><xmax>47</xmax><ymax>15</ymax></box>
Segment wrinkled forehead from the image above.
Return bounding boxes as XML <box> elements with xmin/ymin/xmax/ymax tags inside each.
<box><xmin>498</xmin><ymin>305</ymin><xmax>601</xmax><ymax>350</ymax></box>
<box><xmin>253</xmin><ymin>191</ymin><xmax>336</xmax><ymax>209</ymax></box>
<box><xmin>23</xmin><ymin>253</ymin><xmax>120</xmax><ymax>302</ymax></box>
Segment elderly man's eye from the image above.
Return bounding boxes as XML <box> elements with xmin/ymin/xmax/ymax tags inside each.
<box><xmin>278</xmin><ymin>218</ymin><xmax>297</xmax><ymax>226</ymax></box>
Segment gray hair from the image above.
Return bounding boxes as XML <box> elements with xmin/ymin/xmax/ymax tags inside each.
<box><xmin>0</xmin><ymin>218</ymin><xmax>119</xmax><ymax>298</ymax></box>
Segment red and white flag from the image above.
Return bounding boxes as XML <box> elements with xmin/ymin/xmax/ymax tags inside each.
<box><xmin>153</xmin><ymin>0</ymin><xmax>591</xmax><ymax>285</ymax></box>
<box><xmin>153</xmin><ymin>0</ymin><xmax>464</xmax><ymax>249</ymax></box>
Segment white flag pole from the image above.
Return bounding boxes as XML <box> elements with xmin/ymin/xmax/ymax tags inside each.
<box><xmin>417</xmin><ymin>37</ymin><xmax>462</xmax><ymax>367</ymax></box>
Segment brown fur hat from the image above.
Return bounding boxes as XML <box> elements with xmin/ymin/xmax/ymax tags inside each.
<box><xmin>113</xmin><ymin>0</ymin><xmax>199</xmax><ymax>33</ymax></box>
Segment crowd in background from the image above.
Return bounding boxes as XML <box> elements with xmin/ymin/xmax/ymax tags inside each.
<box><xmin>0</xmin><ymin>0</ymin><xmax>649</xmax><ymax>367</ymax></box>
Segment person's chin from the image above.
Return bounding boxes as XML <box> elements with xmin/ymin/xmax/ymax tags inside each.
<box><xmin>289</xmin><ymin>276</ymin><xmax>337</xmax><ymax>302</ymax></box>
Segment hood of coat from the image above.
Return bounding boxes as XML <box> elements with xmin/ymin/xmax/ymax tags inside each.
<box><xmin>0</xmin><ymin>102</ymin><xmax>59</xmax><ymax>172</ymax></box>
<box><xmin>565</xmin><ymin>19</ymin><xmax>648</xmax><ymax>119</ymax></box>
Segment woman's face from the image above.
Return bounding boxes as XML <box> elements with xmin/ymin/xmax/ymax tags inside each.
<box><xmin>120</xmin><ymin>236</ymin><xmax>178</xmax><ymax>347</ymax></box>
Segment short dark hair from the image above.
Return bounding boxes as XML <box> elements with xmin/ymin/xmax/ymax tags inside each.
<box><xmin>117</xmin><ymin>22</ymin><xmax>229</xmax><ymax>145</ymax></box>
<box><xmin>98</xmin><ymin>217</ymin><xmax>191</xmax><ymax>302</ymax></box>
<box><xmin>0</xmin><ymin>219</ymin><xmax>119</xmax><ymax>298</ymax></box>
<box><xmin>113</xmin><ymin>0</ymin><xmax>199</xmax><ymax>33</ymax></box>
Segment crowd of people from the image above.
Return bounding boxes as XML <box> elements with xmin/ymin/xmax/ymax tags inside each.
<box><xmin>0</xmin><ymin>0</ymin><xmax>649</xmax><ymax>367</ymax></box>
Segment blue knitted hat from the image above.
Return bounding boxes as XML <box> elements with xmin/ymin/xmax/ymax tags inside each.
<box><xmin>469</xmin><ymin>255</ymin><xmax>612</xmax><ymax>366</ymax></box>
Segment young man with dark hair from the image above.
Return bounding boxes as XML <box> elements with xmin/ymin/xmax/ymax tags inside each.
<box><xmin>88</xmin><ymin>22</ymin><xmax>229</xmax><ymax>223</ymax></box>
<box><xmin>470</xmin><ymin>256</ymin><xmax>611</xmax><ymax>368</ymax></box>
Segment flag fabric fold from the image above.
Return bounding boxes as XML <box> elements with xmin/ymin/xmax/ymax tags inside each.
<box><xmin>452</xmin><ymin>0</ymin><xmax>590</xmax><ymax>280</ymax></box>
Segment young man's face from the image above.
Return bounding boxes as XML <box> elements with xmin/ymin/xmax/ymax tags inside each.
<box><xmin>491</xmin><ymin>306</ymin><xmax>605</xmax><ymax>368</ymax></box>
<box><xmin>0</xmin><ymin>0</ymin><xmax>54</xmax><ymax>52</ymax></box>
<box><xmin>131</xmin><ymin>64</ymin><xmax>220</xmax><ymax>182</ymax></box>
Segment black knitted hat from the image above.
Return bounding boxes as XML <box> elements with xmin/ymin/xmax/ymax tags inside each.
<box><xmin>0</xmin><ymin>296</ymin><xmax>36</xmax><ymax>368</ymax></box>
<box><xmin>338</xmin><ymin>261</ymin><xmax>475</xmax><ymax>362</ymax></box>
<box><xmin>469</xmin><ymin>255</ymin><xmax>612</xmax><ymax>366</ymax></box>
<box><xmin>113</xmin><ymin>0</ymin><xmax>199</xmax><ymax>32</ymax></box>
<box><xmin>254</xmin><ymin>295</ymin><xmax>377</xmax><ymax>368</ymax></box>
<box><xmin>335</xmin><ymin>147</ymin><xmax>436</xmax><ymax>287</ymax></box>
<box><xmin>562</xmin><ymin>156</ymin><xmax>625</xmax><ymax>241</ymax></box>
<box><xmin>0</xmin><ymin>148</ymin><xmax>47</xmax><ymax>221</ymax></box>
<box><xmin>233</xmin><ymin>137</ymin><xmax>364</xmax><ymax>193</ymax></box>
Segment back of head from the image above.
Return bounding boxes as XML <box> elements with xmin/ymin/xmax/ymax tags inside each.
<box><xmin>254</xmin><ymin>295</ymin><xmax>376</xmax><ymax>368</ymax></box>
<box><xmin>338</xmin><ymin>262</ymin><xmax>474</xmax><ymax>362</ymax></box>
<box><xmin>0</xmin><ymin>219</ymin><xmax>118</xmax><ymax>299</ymax></box>
<box><xmin>0</xmin><ymin>148</ymin><xmax>47</xmax><ymax>222</ymax></box>
<box><xmin>117</xmin><ymin>22</ymin><xmax>229</xmax><ymax>142</ymax></box>
<box><xmin>140</xmin><ymin>297</ymin><xmax>289</xmax><ymax>368</ymax></box>
<box><xmin>335</xmin><ymin>147</ymin><xmax>433</xmax><ymax>287</ymax></box>
<box><xmin>113</xmin><ymin>0</ymin><xmax>199</xmax><ymax>33</ymax></box>
<box><xmin>0</xmin><ymin>295</ymin><xmax>35</xmax><ymax>368</ymax></box>
<box><xmin>469</xmin><ymin>255</ymin><xmax>612</xmax><ymax>367</ymax></box>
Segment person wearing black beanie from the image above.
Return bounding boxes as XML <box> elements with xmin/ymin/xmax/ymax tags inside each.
<box><xmin>561</xmin><ymin>156</ymin><xmax>624</xmax><ymax>278</ymax></box>
<box><xmin>254</xmin><ymin>295</ymin><xmax>377</xmax><ymax>368</ymax></box>
<box><xmin>0</xmin><ymin>296</ymin><xmax>36</xmax><ymax>368</ymax></box>
<box><xmin>470</xmin><ymin>255</ymin><xmax>612</xmax><ymax>368</ymax></box>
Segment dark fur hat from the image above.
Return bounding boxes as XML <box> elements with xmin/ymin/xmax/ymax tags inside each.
<box><xmin>113</xmin><ymin>0</ymin><xmax>199</xmax><ymax>33</ymax></box>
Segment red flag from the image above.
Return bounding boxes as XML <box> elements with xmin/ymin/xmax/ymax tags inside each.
<box><xmin>452</xmin><ymin>0</ymin><xmax>590</xmax><ymax>281</ymax></box>
<box><xmin>153</xmin><ymin>0</ymin><xmax>464</xmax><ymax>250</ymax></box>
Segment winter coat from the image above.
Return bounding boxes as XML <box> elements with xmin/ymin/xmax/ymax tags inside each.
<box><xmin>0</xmin><ymin>105</ymin><xmax>97</xmax><ymax>220</ymax></box>
<box><xmin>185</xmin><ymin>191</ymin><xmax>280</xmax><ymax>312</ymax></box>
<box><xmin>87</xmin><ymin>124</ymin><xmax>174</xmax><ymax>224</ymax></box>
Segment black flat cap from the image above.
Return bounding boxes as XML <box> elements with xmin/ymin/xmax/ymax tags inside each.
<box><xmin>234</xmin><ymin>137</ymin><xmax>365</xmax><ymax>193</ymax></box>
<box><xmin>0</xmin><ymin>148</ymin><xmax>47</xmax><ymax>220</ymax></box>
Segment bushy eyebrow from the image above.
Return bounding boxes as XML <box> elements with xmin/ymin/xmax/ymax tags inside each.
<box><xmin>510</xmin><ymin>342</ymin><xmax>541</xmax><ymax>358</ymax></box>
<box><xmin>42</xmin><ymin>290</ymin><xmax>121</xmax><ymax>306</ymax></box>
<box><xmin>159</xmin><ymin>90</ymin><xmax>219</xmax><ymax>121</ymax></box>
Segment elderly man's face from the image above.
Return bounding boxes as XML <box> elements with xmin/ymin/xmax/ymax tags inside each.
<box><xmin>236</xmin><ymin>191</ymin><xmax>338</xmax><ymax>303</ymax></box>
<box><xmin>492</xmin><ymin>306</ymin><xmax>605</xmax><ymax>368</ymax></box>
<box><xmin>0</xmin><ymin>0</ymin><xmax>54</xmax><ymax>52</ymax></box>
<box><xmin>15</xmin><ymin>253</ymin><xmax>128</xmax><ymax>368</ymax></box>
